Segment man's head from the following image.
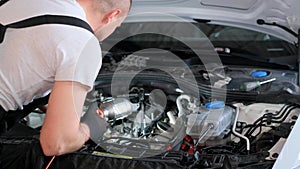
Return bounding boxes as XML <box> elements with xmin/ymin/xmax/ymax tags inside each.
<box><xmin>77</xmin><ymin>0</ymin><xmax>132</xmax><ymax>41</ymax></box>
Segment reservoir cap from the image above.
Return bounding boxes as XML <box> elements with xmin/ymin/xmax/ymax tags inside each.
<box><xmin>205</xmin><ymin>101</ymin><xmax>225</xmax><ymax>109</ymax></box>
<box><xmin>251</xmin><ymin>71</ymin><xmax>268</xmax><ymax>78</ymax></box>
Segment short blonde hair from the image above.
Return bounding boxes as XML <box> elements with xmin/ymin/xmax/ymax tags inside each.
<box><xmin>95</xmin><ymin>0</ymin><xmax>132</xmax><ymax>16</ymax></box>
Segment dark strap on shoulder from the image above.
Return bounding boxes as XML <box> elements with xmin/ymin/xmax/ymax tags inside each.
<box><xmin>0</xmin><ymin>15</ymin><xmax>94</xmax><ymax>43</ymax></box>
<box><xmin>0</xmin><ymin>0</ymin><xmax>9</xmax><ymax>6</ymax></box>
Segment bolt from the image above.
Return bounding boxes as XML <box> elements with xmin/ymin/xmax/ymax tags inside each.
<box><xmin>272</xmin><ymin>153</ymin><xmax>279</xmax><ymax>158</ymax></box>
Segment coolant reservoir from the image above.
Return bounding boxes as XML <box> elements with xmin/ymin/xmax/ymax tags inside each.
<box><xmin>187</xmin><ymin>101</ymin><xmax>233</xmax><ymax>139</ymax></box>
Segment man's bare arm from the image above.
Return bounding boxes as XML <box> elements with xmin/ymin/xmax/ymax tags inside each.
<box><xmin>40</xmin><ymin>81</ymin><xmax>90</xmax><ymax>156</ymax></box>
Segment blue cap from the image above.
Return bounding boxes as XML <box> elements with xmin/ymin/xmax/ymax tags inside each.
<box><xmin>251</xmin><ymin>71</ymin><xmax>268</xmax><ymax>78</ymax></box>
<box><xmin>205</xmin><ymin>101</ymin><xmax>225</xmax><ymax>109</ymax></box>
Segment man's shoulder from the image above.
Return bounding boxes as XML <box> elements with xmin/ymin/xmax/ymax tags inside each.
<box><xmin>0</xmin><ymin>0</ymin><xmax>86</xmax><ymax>25</ymax></box>
<box><xmin>0</xmin><ymin>0</ymin><xmax>94</xmax><ymax>47</ymax></box>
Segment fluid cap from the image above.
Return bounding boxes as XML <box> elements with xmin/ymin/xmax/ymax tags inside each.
<box><xmin>205</xmin><ymin>101</ymin><xmax>225</xmax><ymax>109</ymax></box>
<box><xmin>251</xmin><ymin>71</ymin><xmax>268</xmax><ymax>78</ymax></box>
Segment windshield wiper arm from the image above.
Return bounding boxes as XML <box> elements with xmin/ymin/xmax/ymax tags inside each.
<box><xmin>257</xmin><ymin>19</ymin><xmax>298</xmax><ymax>38</ymax></box>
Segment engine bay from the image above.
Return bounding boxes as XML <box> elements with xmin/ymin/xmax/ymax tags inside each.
<box><xmin>77</xmin><ymin>60</ymin><xmax>300</xmax><ymax>168</ymax></box>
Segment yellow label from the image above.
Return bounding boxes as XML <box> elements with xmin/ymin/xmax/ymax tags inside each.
<box><xmin>92</xmin><ymin>151</ymin><xmax>133</xmax><ymax>159</ymax></box>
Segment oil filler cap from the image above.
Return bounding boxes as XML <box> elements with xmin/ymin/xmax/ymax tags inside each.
<box><xmin>205</xmin><ymin>101</ymin><xmax>225</xmax><ymax>109</ymax></box>
<box><xmin>251</xmin><ymin>71</ymin><xmax>268</xmax><ymax>78</ymax></box>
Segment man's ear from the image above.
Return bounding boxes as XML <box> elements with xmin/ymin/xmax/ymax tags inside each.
<box><xmin>103</xmin><ymin>9</ymin><xmax>121</xmax><ymax>24</ymax></box>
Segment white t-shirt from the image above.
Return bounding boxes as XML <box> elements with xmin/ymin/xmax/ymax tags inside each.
<box><xmin>0</xmin><ymin>0</ymin><xmax>102</xmax><ymax>111</ymax></box>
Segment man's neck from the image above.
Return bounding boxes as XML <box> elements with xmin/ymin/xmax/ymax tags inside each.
<box><xmin>76</xmin><ymin>0</ymin><xmax>104</xmax><ymax>32</ymax></box>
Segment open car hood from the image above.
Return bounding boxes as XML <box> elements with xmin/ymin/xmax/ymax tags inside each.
<box><xmin>128</xmin><ymin>0</ymin><xmax>300</xmax><ymax>43</ymax></box>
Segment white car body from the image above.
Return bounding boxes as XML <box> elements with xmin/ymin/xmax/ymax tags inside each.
<box><xmin>128</xmin><ymin>0</ymin><xmax>300</xmax><ymax>43</ymax></box>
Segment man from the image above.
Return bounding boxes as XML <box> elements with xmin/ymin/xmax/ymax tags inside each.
<box><xmin>0</xmin><ymin>0</ymin><xmax>131</xmax><ymax>156</ymax></box>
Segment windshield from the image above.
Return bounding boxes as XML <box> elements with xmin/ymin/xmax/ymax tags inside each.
<box><xmin>104</xmin><ymin>22</ymin><xmax>297</xmax><ymax>68</ymax></box>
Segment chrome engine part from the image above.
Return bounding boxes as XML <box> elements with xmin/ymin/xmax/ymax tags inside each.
<box><xmin>99</xmin><ymin>98</ymin><xmax>136</xmax><ymax>122</ymax></box>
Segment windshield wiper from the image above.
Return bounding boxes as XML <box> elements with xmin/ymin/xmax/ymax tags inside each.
<box><xmin>257</xmin><ymin>19</ymin><xmax>298</xmax><ymax>38</ymax></box>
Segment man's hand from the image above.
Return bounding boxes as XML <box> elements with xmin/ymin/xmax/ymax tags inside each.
<box><xmin>81</xmin><ymin>102</ymin><xmax>107</xmax><ymax>143</ymax></box>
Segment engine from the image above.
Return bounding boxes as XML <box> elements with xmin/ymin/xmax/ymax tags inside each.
<box><xmin>84</xmin><ymin>83</ymin><xmax>300</xmax><ymax>168</ymax></box>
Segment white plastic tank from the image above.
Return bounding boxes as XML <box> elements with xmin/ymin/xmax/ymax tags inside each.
<box><xmin>187</xmin><ymin>101</ymin><xmax>233</xmax><ymax>140</ymax></box>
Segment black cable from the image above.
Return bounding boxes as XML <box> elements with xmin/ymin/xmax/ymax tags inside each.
<box><xmin>244</xmin><ymin>104</ymin><xmax>292</xmax><ymax>136</ymax></box>
<box><xmin>245</xmin><ymin>105</ymin><xmax>297</xmax><ymax>137</ymax></box>
<box><xmin>272</xmin><ymin>105</ymin><xmax>295</xmax><ymax>120</ymax></box>
<box><xmin>96</xmin><ymin>73</ymin><xmax>259</xmax><ymax>102</ymax></box>
<box><xmin>262</xmin><ymin>106</ymin><xmax>297</xmax><ymax>124</ymax></box>
<box><xmin>241</xmin><ymin>104</ymin><xmax>289</xmax><ymax>133</ymax></box>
